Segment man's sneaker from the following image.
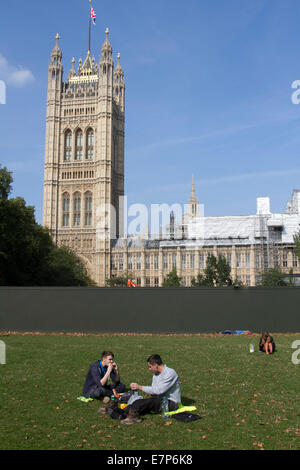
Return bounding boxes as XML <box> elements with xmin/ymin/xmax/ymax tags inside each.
<box><xmin>98</xmin><ymin>407</ymin><xmax>107</xmax><ymax>415</ymax></box>
<box><xmin>121</xmin><ymin>408</ymin><xmax>142</xmax><ymax>425</ymax></box>
<box><xmin>102</xmin><ymin>396</ymin><xmax>110</xmax><ymax>404</ymax></box>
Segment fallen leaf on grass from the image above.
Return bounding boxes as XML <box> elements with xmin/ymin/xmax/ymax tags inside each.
<box><xmin>253</xmin><ymin>442</ymin><xmax>264</xmax><ymax>450</ymax></box>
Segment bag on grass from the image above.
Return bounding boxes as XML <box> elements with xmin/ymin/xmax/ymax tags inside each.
<box><xmin>119</xmin><ymin>390</ymin><xmax>143</xmax><ymax>405</ymax></box>
<box><xmin>171</xmin><ymin>412</ymin><xmax>201</xmax><ymax>423</ymax></box>
<box><xmin>107</xmin><ymin>406</ymin><xmax>126</xmax><ymax>420</ymax></box>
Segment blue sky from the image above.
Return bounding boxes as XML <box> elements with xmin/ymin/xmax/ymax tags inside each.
<box><xmin>1</xmin><ymin>0</ymin><xmax>300</xmax><ymax>225</ymax></box>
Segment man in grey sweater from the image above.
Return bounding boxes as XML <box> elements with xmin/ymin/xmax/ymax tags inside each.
<box><xmin>121</xmin><ymin>354</ymin><xmax>181</xmax><ymax>426</ymax></box>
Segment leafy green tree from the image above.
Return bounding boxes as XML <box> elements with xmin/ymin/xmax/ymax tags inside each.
<box><xmin>192</xmin><ymin>254</ymin><xmax>233</xmax><ymax>287</ymax></box>
<box><xmin>0</xmin><ymin>165</ymin><xmax>13</xmax><ymax>199</ymax></box>
<box><xmin>106</xmin><ymin>274</ymin><xmax>131</xmax><ymax>287</ymax></box>
<box><xmin>294</xmin><ymin>232</ymin><xmax>300</xmax><ymax>263</ymax></box>
<box><xmin>0</xmin><ymin>195</ymin><xmax>54</xmax><ymax>285</ymax></box>
<box><xmin>162</xmin><ymin>268</ymin><xmax>181</xmax><ymax>287</ymax></box>
<box><xmin>0</xmin><ymin>167</ymin><xmax>94</xmax><ymax>286</ymax></box>
<box><xmin>258</xmin><ymin>266</ymin><xmax>288</xmax><ymax>287</ymax></box>
<box><xmin>191</xmin><ymin>273</ymin><xmax>207</xmax><ymax>287</ymax></box>
<box><xmin>42</xmin><ymin>245</ymin><xmax>95</xmax><ymax>286</ymax></box>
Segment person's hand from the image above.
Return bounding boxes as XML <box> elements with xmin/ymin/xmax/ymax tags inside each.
<box><xmin>107</xmin><ymin>363</ymin><xmax>114</xmax><ymax>373</ymax></box>
<box><xmin>130</xmin><ymin>383</ymin><xmax>141</xmax><ymax>391</ymax></box>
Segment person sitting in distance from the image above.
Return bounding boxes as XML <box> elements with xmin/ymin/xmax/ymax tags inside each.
<box><xmin>259</xmin><ymin>332</ymin><xmax>276</xmax><ymax>355</ymax></box>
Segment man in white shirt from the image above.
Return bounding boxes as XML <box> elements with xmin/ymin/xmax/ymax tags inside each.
<box><xmin>121</xmin><ymin>354</ymin><xmax>181</xmax><ymax>426</ymax></box>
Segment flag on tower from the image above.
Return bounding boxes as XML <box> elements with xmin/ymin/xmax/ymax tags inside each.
<box><xmin>91</xmin><ymin>6</ymin><xmax>96</xmax><ymax>25</ymax></box>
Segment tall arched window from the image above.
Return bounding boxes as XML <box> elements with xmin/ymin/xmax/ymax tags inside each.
<box><xmin>73</xmin><ymin>192</ymin><xmax>81</xmax><ymax>226</ymax></box>
<box><xmin>86</xmin><ymin>129</ymin><xmax>94</xmax><ymax>160</ymax></box>
<box><xmin>75</xmin><ymin>129</ymin><xmax>83</xmax><ymax>161</ymax></box>
<box><xmin>62</xmin><ymin>193</ymin><xmax>70</xmax><ymax>226</ymax></box>
<box><xmin>84</xmin><ymin>192</ymin><xmax>92</xmax><ymax>226</ymax></box>
<box><xmin>64</xmin><ymin>130</ymin><xmax>72</xmax><ymax>161</ymax></box>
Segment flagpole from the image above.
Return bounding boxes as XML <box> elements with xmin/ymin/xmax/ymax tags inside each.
<box><xmin>88</xmin><ymin>0</ymin><xmax>92</xmax><ymax>52</ymax></box>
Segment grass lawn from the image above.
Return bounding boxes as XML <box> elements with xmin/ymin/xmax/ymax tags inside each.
<box><xmin>0</xmin><ymin>332</ymin><xmax>299</xmax><ymax>450</ymax></box>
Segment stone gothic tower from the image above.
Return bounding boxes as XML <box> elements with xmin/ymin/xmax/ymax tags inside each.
<box><xmin>43</xmin><ymin>30</ymin><xmax>125</xmax><ymax>286</ymax></box>
<box><xmin>187</xmin><ymin>175</ymin><xmax>200</xmax><ymax>218</ymax></box>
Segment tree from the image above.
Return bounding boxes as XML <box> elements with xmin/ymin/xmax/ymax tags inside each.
<box><xmin>258</xmin><ymin>266</ymin><xmax>288</xmax><ymax>287</ymax></box>
<box><xmin>0</xmin><ymin>167</ymin><xmax>95</xmax><ymax>286</ymax></box>
<box><xmin>106</xmin><ymin>274</ymin><xmax>130</xmax><ymax>287</ymax></box>
<box><xmin>42</xmin><ymin>245</ymin><xmax>95</xmax><ymax>286</ymax></box>
<box><xmin>162</xmin><ymin>268</ymin><xmax>181</xmax><ymax>287</ymax></box>
<box><xmin>0</xmin><ymin>165</ymin><xmax>13</xmax><ymax>200</ymax></box>
<box><xmin>294</xmin><ymin>232</ymin><xmax>300</xmax><ymax>263</ymax></box>
<box><xmin>0</xmin><ymin>195</ymin><xmax>54</xmax><ymax>285</ymax></box>
<box><xmin>192</xmin><ymin>254</ymin><xmax>233</xmax><ymax>287</ymax></box>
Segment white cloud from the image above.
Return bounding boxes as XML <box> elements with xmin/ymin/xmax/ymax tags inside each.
<box><xmin>0</xmin><ymin>53</ymin><xmax>35</xmax><ymax>86</ymax></box>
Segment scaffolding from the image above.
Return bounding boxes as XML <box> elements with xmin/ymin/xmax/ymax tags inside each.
<box><xmin>255</xmin><ymin>214</ymin><xmax>283</xmax><ymax>280</ymax></box>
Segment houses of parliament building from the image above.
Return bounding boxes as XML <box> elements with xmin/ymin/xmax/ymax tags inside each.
<box><xmin>43</xmin><ymin>30</ymin><xmax>300</xmax><ymax>287</ymax></box>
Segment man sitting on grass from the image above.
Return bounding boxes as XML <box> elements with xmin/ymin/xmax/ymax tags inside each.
<box><xmin>121</xmin><ymin>354</ymin><xmax>181</xmax><ymax>426</ymax></box>
<box><xmin>81</xmin><ymin>350</ymin><xmax>125</xmax><ymax>403</ymax></box>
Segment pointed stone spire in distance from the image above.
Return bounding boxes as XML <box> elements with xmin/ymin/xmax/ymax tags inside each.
<box><xmin>116</xmin><ymin>53</ymin><xmax>121</xmax><ymax>69</ymax></box>
<box><xmin>101</xmin><ymin>27</ymin><xmax>113</xmax><ymax>57</ymax></box>
<box><xmin>189</xmin><ymin>175</ymin><xmax>197</xmax><ymax>202</ymax></box>
<box><xmin>51</xmin><ymin>33</ymin><xmax>62</xmax><ymax>60</ymax></box>
<box><xmin>188</xmin><ymin>175</ymin><xmax>199</xmax><ymax>218</ymax></box>
<box><xmin>68</xmin><ymin>57</ymin><xmax>76</xmax><ymax>78</ymax></box>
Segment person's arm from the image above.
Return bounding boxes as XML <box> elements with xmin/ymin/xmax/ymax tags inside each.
<box><xmin>131</xmin><ymin>369</ymin><xmax>178</xmax><ymax>396</ymax></box>
<box><xmin>100</xmin><ymin>363</ymin><xmax>113</xmax><ymax>387</ymax></box>
<box><xmin>130</xmin><ymin>382</ymin><xmax>142</xmax><ymax>391</ymax></box>
<box><xmin>110</xmin><ymin>362</ymin><xmax>120</xmax><ymax>384</ymax></box>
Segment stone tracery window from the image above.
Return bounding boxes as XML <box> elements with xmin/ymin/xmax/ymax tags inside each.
<box><xmin>86</xmin><ymin>129</ymin><xmax>94</xmax><ymax>160</ymax></box>
<box><xmin>62</xmin><ymin>193</ymin><xmax>70</xmax><ymax>227</ymax></box>
<box><xmin>75</xmin><ymin>129</ymin><xmax>83</xmax><ymax>161</ymax></box>
<box><xmin>64</xmin><ymin>130</ymin><xmax>72</xmax><ymax>161</ymax></box>
<box><xmin>73</xmin><ymin>192</ymin><xmax>81</xmax><ymax>226</ymax></box>
<box><xmin>84</xmin><ymin>192</ymin><xmax>92</xmax><ymax>226</ymax></box>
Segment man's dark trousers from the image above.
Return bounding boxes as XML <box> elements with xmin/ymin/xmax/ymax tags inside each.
<box><xmin>129</xmin><ymin>398</ymin><xmax>178</xmax><ymax>415</ymax></box>
<box><xmin>90</xmin><ymin>382</ymin><xmax>125</xmax><ymax>399</ymax></box>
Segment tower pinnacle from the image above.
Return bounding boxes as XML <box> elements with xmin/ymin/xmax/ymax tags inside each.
<box><xmin>188</xmin><ymin>175</ymin><xmax>199</xmax><ymax>218</ymax></box>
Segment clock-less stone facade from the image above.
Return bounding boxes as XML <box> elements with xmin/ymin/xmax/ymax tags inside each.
<box><xmin>43</xmin><ymin>31</ymin><xmax>125</xmax><ymax>286</ymax></box>
<box><xmin>43</xmin><ymin>32</ymin><xmax>300</xmax><ymax>287</ymax></box>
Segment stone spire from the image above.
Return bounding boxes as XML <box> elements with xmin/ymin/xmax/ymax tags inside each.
<box><xmin>68</xmin><ymin>57</ymin><xmax>76</xmax><ymax>79</ymax></box>
<box><xmin>51</xmin><ymin>33</ymin><xmax>62</xmax><ymax>62</ymax></box>
<box><xmin>113</xmin><ymin>53</ymin><xmax>125</xmax><ymax>109</ymax></box>
<box><xmin>48</xmin><ymin>33</ymin><xmax>63</xmax><ymax>91</ymax></box>
<box><xmin>101</xmin><ymin>28</ymin><xmax>113</xmax><ymax>60</ymax></box>
<box><xmin>188</xmin><ymin>175</ymin><xmax>199</xmax><ymax>218</ymax></box>
<box><xmin>99</xmin><ymin>28</ymin><xmax>114</xmax><ymax>82</ymax></box>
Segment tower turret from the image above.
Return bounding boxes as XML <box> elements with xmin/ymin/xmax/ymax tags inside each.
<box><xmin>43</xmin><ymin>34</ymin><xmax>64</xmax><ymax>234</ymax></box>
<box><xmin>48</xmin><ymin>34</ymin><xmax>63</xmax><ymax>92</ymax></box>
<box><xmin>113</xmin><ymin>53</ymin><xmax>125</xmax><ymax>112</ymax></box>
<box><xmin>99</xmin><ymin>28</ymin><xmax>114</xmax><ymax>82</ymax></box>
